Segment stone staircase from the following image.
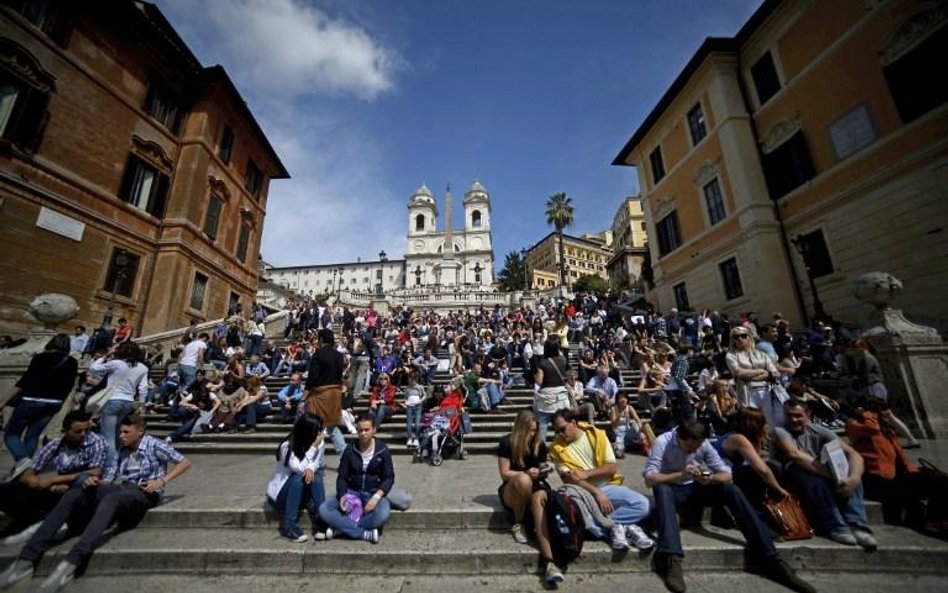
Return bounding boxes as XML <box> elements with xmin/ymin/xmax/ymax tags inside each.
<box><xmin>147</xmin><ymin>344</ymin><xmax>647</xmax><ymax>456</ymax></box>
<box><xmin>2</xmin><ymin>454</ymin><xmax>946</xmax><ymax>587</ymax></box>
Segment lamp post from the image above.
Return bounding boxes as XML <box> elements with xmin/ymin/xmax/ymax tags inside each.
<box><xmin>520</xmin><ymin>248</ymin><xmax>529</xmax><ymax>291</ymax></box>
<box><xmin>790</xmin><ymin>235</ymin><xmax>828</xmax><ymax>323</ymax></box>
<box><xmin>100</xmin><ymin>250</ymin><xmax>130</xmax><ymax>334</ymax></box>
<box><xmin>376</xmin><ymin>250</ymin><xmax>387</xmax><ymax>295</ymax></box>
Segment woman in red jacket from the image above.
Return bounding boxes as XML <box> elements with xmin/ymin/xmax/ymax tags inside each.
<box><xmin>369</xmin><ymin>373</ymin><xmax>398</xmax><ymax>428</ymax></box>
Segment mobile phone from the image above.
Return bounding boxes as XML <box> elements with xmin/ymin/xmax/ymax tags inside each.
<box><xmin>701</xmin><ymin>470</ymin><xmax>712</xmax><ymax>477</ymax></box>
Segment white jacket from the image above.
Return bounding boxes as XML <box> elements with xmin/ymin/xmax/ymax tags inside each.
<box><xmin>265</xmin><ymin>440</ymin><xmax>324</xmax><ymax>501</ymax></box>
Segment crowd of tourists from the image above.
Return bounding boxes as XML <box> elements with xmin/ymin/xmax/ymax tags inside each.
<box><xmin>0</xmin><ymin>293</ymin><xmax>945</xmax><ymax>592</ymax></box>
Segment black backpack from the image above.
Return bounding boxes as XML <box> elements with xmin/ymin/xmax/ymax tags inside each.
<box><xmin>545</xmin><ymin>486</ymin><xmax>585</xmax><ymax>566</ymax></box>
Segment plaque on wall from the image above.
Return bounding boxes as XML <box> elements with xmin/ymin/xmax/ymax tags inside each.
<box><xmin>36</xmin><ymin>207</ymin><xmax>85</xmax><ymax>242</ymax></box>
<box><xmin>827</xmin><ymin>103</ymin><xmax>878</xmax><ymax>161</ymax></box>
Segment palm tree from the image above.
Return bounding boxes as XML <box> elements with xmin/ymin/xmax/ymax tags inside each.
<box><xmin>545</xmin><ymin>192</ymin><xmax>574</xmax><ymax>288</ymax></box>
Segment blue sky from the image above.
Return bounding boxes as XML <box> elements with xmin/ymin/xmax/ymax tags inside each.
<box><xmin>154</xmin><ymin>0</ymin><xmax>762</xmax><ymax>271</ymax></box>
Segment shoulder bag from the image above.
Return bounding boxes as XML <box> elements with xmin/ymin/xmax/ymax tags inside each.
<box><xmin>762</xmin><ymin>494</ymin><xmax>812</xmax><ymax>541</ymax></box>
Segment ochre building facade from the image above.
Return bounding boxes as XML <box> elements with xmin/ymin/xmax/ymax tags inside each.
<box><xmin>613</xmin><ymin>0</ymin><xmax>947</xmax><ymax>330</ymax></box>
<box><xmin>0</xmin><ymin>0</ymin><xmax>288</xmax><ymax>337</ymax></box>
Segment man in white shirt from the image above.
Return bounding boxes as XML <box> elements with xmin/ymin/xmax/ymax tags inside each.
<box><xmin>178</xmin><ymin>333</ymin><xmax>208</xmax><ymax>392</ymax></box>
<box><xmin>69</xmin><ymin>327</ymin><xmax>89</xmax><ymax>357</ymax></box>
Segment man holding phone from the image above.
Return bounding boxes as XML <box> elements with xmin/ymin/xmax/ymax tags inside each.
<box><xmin>643</xmin><ymin>421</ymin><xmax>814</xmax><ymax>593</ymax></box>
<box><xmin>0</xmin><ymin>414</ymin><xmax>191</xmax><ymax>593</ymax></box>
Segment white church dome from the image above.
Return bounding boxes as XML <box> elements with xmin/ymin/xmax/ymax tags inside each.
<box><xmin>409</xmin><ymin>184</ymin><xmax>436</xmax><ymax>208</ymax></box>
<box><xmin>464</xmin><ymin>180</ymin><xmax>489</xmax><ymax>203</ymax></box>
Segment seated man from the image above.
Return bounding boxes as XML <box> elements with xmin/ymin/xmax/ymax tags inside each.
<box><xmin>773</xmin><ymin>398</ymin><xmax>876</xmax><ymax>549</ymax></box>
<box><xmin>549</xmin><ymin>409</ymin><xmax>654</xmax><ymax>551</ymax></box>
<box><xmin>0</xmin><ymin>411</ymin><xmax>107</xmax><ymax>545</ymax></box>
<box><xmin>584</xmin><ymin>365</ymin><xmax>619</xmax><ymax>417</ymax></box>
<box><xmin>413</xmin><ymin>347</ymin><xmax>439</xmax><ymax>385</ymax></box>
<box><xmin>244</xmin><ymin>354</ymin><xmax>271</xmax><ymax>382</ymax></box>
<box><xmin>0</xmin><ymin>414</ymin><xmax>190</xmax><ymax>593</ymax></box>
<box><xmin>463</xmin><ymin>362</ymin><xmax>504</xmax><ymax>413</ymax></box>
<box><xmin>277</xmin><ymin>373</ymin><xmax>305</xmax><ymax>423</ymax></box>
<box><xmin>644</xmin><ymin>421</ymin><xmax>814</xmax><ymax>593</ymax></box>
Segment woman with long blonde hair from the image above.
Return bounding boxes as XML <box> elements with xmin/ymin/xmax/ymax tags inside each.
<box><xmin>496</xmin><ymin>409</ymin><xmax>562</xmax><ymax>584</ymax></box>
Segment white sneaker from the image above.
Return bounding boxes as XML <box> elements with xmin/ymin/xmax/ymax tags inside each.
<box><xmin>324</xmin><ymin>527</ymin><xmax>334</xmax><ymax>540</ymax></box>
<box><xmin>511</xmin><ymin>523</ymin><xmax>528</xmax><ymax>544</ymax></box>
<box><xmin>626</xmin><ymin>524</ymin><xmax>656</xmax><ymax>550</ymax></box>
<box><xmin>33</xmin><ymin>560</ymin><xmax>76</xmax><ymax>593</ymax></box>
<box><xmin>6</xmin><ymin>458</ymin><xmax>31</xmax><ymax>483</ymax></box>
<box><xmin>0</xmin><ymin>559</ymin><xmax>33</xmax><ymax>588</ymax></box>
<box><xmin>545</xmin><ymin>561</ymin><xmax>564</xmax><ymax>583</ymax></box>
<box><xmin>611</xmin><ymin>524</ymin><xmax>631</xmax><ymax>550</ymax></box>
<box><xmin>0</xmin><ymin>521</ymin><xmax>42</xmax><ymax>546</ymax></box>
<box><xmin>362</xmin><ymin>528</ymin><xmax>379</xmax><ymax>544</ymax></box>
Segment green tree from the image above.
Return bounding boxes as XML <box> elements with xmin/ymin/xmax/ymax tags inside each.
<box><xmin>497</xmin><ymin>251</ymin><xmax>526</xmax><ymax>292</ymax></box>
<box><xmin>573</xmin><ymin>274</ymin><xmax>610</xmax><ymax>295</ymax></box>
<box><xmin>544</xmin><ymin>192</ymin><xmax>575</xmax><ymax>287</ymax></box>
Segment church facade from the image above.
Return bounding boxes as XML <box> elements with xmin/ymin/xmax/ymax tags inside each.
<box><xmin>266</xmin><ymin>181</ymin><xmax>495</xmax><ymax>299</ymax></box>
<box><xmin>404</xmin><ymin>182</ymin><xmax>495</xmax><ymax>289</ymax></box>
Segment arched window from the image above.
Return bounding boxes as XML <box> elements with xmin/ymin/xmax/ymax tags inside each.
<box><xmin>415</xmin><ymin>214</ymin><xmax>425</xmax><ymax>231</ymax></box>
<box><xmin>471</xmin><ymin>210</ymin><xmax>482</xmax><ymax>228</ymax></box>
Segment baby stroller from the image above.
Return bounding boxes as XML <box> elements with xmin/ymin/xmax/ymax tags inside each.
<box><xmin>415</xmin><ymin>390</ymin><xmax>468</xmax><ymax>466</ymax></box>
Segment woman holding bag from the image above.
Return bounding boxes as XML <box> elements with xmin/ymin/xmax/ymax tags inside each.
<box><xmin>725</xmin><ymin>327</ymin><xmax>783</xmax><ymax>428</ymax></box>
<box><xmin>88</xmin><ymin>341</ymin><xmax>149</xmax><ymax>464</ymax></box>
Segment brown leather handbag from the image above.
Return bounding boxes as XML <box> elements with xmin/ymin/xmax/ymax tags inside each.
<box><xmin>762</xmin><ymin>494</ymin><xmax>813</xmax><ymax>541</ymax></box>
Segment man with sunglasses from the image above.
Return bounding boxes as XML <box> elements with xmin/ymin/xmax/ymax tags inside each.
<box><xmin>549</xmin><ymin>409</ymin><xmax>654</xmax><ymax>552</ymax></box>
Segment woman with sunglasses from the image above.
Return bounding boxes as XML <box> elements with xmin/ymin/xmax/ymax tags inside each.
<box><xmin>725</xmin><ymin>328</ymin><xmax>783</xmax><ymax>428</ymax></box>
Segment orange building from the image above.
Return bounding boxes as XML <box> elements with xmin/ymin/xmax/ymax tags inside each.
<box><xmin>613</xmin><ymin>0</ymin><xmax>947</xmax><ymax>331</ymax></box>
<box><xmin>0</xmin><ymin>0</ymin><xmax>288</xmax><ymax>336</ymax></box>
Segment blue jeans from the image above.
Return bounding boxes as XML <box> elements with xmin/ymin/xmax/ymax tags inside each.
<box><xmin>654</xmin><ymin>481</ymin><xmax>777</xmax><ymax>559</ymax></box>
<box><xmin>99</xmin><ymin>399</ymin><xmax>137</xmax><ymax>465</ymax></box>
<box><xmin>485</xmin><ymin>384</ymin><xmax>503</xmax><ymax>408</ymax></box>
<box><xmin>4</xmin><ymin>400</ymin><xmax>61</xmax><ymax>461</ymax></box>
<box><xmin>167</xmin><ymin>408</ymin><xmax>198</xmax><ymax>441</ymax></box>
<box><xmin>178</xmin><ymin>364</ymin><xmax>198</xmax><ymax>391</ymax></box>
<box><xmin>373</xmin><ymin>404</ymin><xmax>393</xmax><ymax>428</ymax></box>
<box><xmin>319</xmin><ymin>491</ymin><xmax>391</xmax><ymax>540</ymax></box>
<box><xmin>239</xmin><ymin>403</ymin><xmax>272</xmax><ymax>427</ymax></box>
<box><xmin>327</xmin><ymin>426</ymin><xmax>347</xmax><ymax>454</ymax></box>
<box><xmin>784</xmin><ymin>462</ymin><xmax>870</xmax><ymax>534</ymax></box>
<box><xmin>613</xmin><ymin>423</ymin><xmax>641</xmax><ymax>454</ymax></box>
<box><xmin>585</xmin><ymin>485</ymin><xmax>651</xmax><ymax>539</ymax></box>
<box><xmin>405</xmin><ymin>405</ymin><xmax>422</xmax><ymax>440</ymax></box>
<box><xmin>269</xmin><ymin>472</ymin><xmax>325</xmax><ymax>535</ymax></box>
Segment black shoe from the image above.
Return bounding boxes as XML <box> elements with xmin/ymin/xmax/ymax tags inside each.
<box><xmin>653</xmin><ymin>552</ymin><xmax>686</xmax><ymax>593</ymax></box>
<box><xmin>749</xmin><ymin>556</ymin><xmax>816</xmax><ymax>593</ymax></box>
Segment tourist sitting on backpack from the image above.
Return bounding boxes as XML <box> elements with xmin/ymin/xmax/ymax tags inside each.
<box><xmin>549</xmin><ymin>409</ymin><xmax>654</xmax><ymax>552</ymax></box>
<box><xmin>496</xmin><ymin>410</ymin><xmax>561</xmax><ymax>581</ymax></box>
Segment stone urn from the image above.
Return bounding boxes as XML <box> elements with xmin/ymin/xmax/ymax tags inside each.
<box><xmin>28</xmin><ymin>293</ymin><xmax>80</xmax><ymax>330</ymax></box>
<box><xmin>851</xmin><ymin>272</ymin><xmax>903</xmax><ymax>311</ymax></box>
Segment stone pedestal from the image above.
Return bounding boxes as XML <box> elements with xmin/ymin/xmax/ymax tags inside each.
<box><xmin>854</xmin><ymin>273</ymin><xmax>948</xmax><ymax>438</ymax></box>
<box><xmin>0</xmin><ymin>293</ymin><xmax>80</xmax><ymax>409</ymax></box>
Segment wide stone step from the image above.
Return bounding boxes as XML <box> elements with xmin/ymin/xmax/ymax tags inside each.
<box><xmin>1</xmin><ymin>524</ymin><xmax>940</xmax><ymax>577</ymax></box>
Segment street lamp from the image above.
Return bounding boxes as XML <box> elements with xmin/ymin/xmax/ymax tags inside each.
<box><xmin>790</xmin><ymin>235</ymin><xmax>828</xmax><ymax>322</ymax></box>
<box><xmin>101</xmin><ymin>250</ymin><xmax>130</xmax><ymax>334</ymax></box>
<box><xmin>520</xmin><ymin>248</ymin><xmax>529</xmax><ymax>291</ymax></box>
<box><xmin>376</xmin><ymin>250</ymin><xmax>387</xmax><ymax>295</ymax></box>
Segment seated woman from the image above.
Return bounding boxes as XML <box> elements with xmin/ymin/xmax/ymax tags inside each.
<box><xmin>497</xmin><ymin>409</ymin><xmax>561</xmax><ymax>584</ymax></box>
<box><xmin>319</xmin><ymin>413</ymin><xmax>394</xmax><ymax>543</ymax></box>
<box><xmin>166</xmin><ymin>381</ymin><xmax>218</xmax><ymax>442</ymax></box>
<box><xmin>564</xmin><ymin>370</ymin><xmax>595</xmax><ymax>424</ymax></box>
<box><xmin>714</xmin><ymin>408</ymin><xmax>789</xmax><ymax>511</ymax></box>
<box><xmin>369</xmin><ymin>373</ymin><xmax>398</xmax><ymax>428</ymax></box>
<box><xmin>235</xmin><ymin>376</ymin><xmax>272</xmax><ymax>433</ymax></box>
<box><xmin>696</xmin><ymin>379</ymin><xmax>736</xmax><ymax>438</ymax></box>
<box><xmin>846</xmin><ymin>402</ymin><xmax>946</xmax><ymax>536</ymax></box>
<box><xmin>208</xmin><ymin>376</ymin><xmax>246</xmax><ymax>432</ymax></box>
<box><xmin>610</xmin><ymin>395</ymin><xmax>645</xmax><ymax>459</ymax></box>
<box><xmin>266</xmin><ymin>413</ymin><xmax>326</xmax><ymax>542</ymax></box>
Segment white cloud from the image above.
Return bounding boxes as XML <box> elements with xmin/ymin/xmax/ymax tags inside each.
<box><xmin>154</xmin><ymin>0</ymin><xmax>408</xmax><ymax>266</ymax></box>
<box><xmin>170</xmin><ymin>0</ymin><xmax>398</xmax><ymax>100</ymax></box>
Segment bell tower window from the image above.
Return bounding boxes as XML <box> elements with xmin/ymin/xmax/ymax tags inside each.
<box><xmin>415</xmin><ymin>214</ymin><xmax>425</xmax><ymax>231</ymax></box>
<box><xmin>472</xmin><ymin>210</ymin><xmax>482</xmax><ymax>228</ymax></box>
